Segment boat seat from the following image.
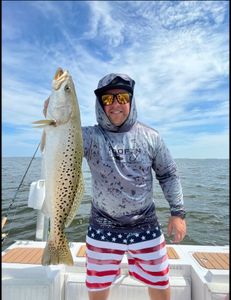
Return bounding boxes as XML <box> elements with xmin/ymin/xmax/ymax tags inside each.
<box><xmin>2</xmin><ymin>247</ymin><xmax>43</xmax><ymax>264</ymax></box>
<box><xmin>192</xmin><ymin>252</ymin><xmax>229</xmax><ymax>270</ymax></box>
<box><xmin>76</xmin><ymin>244</ymin><xmax>180</xmax><ymax>259</ymax></box>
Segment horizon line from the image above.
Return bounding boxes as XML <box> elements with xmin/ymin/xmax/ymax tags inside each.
<box><xmin>2</xmin><ymin>156</ymin><xmax>229</xmax><ymax>160</ymax></box>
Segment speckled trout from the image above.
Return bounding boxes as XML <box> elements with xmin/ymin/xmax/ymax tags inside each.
<box><xmin>33</xmin><ymin>68</ymin><xmax>84</xmax><ymax>265</ymax></box>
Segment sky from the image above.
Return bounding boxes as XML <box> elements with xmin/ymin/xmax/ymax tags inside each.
<box><xmin>2</xmin><ymin>1</ymin><xmax>229</xmax><ymax>158</ymax></box>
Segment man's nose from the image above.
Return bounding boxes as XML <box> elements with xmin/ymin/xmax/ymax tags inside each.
<box><xmin>111</xmin><ymin>96</ymin><xmax>120</xmax><ymax>106</ymax></box>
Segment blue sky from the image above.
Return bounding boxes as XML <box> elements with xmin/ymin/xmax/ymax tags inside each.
<box><xmin>2</xmin><ymin>1</ymin><xmax>229</xmax><ymax>158</ymax></box>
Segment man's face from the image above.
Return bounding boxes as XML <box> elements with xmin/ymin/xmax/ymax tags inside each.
<box><xmin>102</xmin><ymin>89</ymin><xmax>131</xmax><ymax>126</ymax></box>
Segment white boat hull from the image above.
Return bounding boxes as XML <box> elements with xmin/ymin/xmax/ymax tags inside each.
<box><xmin>2</xmin><ymin>241</ymin><xmax>229</xmax><ymax>300</ymax></box>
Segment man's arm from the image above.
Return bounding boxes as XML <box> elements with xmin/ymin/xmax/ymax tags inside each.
<box><xmin>152</xmin><ymin>134</ymin><xmax>187</xmax><ymax>242</ymax></box>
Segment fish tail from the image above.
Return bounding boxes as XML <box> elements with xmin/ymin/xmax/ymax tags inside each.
<box><xmin>41</xmin><ymin>233</ymin><xmax>74</xmax><ymax>266</ymax></box>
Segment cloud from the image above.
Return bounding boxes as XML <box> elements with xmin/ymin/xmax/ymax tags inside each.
<box><xmin>129</xmin><ymin>1</ymin><xmax>228</xmax><ymax>29</ymax></box>
<box><xmin>84</xmin><ymin>1</ymin><xmax>125</xmax><ymax>47</ymax></box>
<box><xmin>2</xmin><ymin>1</ymin><xmax>229</xmax><ymax>158</ymax></box>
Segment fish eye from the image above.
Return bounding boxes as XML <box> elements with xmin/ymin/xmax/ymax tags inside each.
<box><xmin>64</xmin><ymin>84</ymin><xmax>71</xmax><ymax>92</ymax></box>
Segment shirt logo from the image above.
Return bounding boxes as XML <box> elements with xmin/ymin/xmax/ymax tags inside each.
<box><xmin>108</xmin><ymin>145</ymin><xmax>142</xmax><ymax>162</ymax></box>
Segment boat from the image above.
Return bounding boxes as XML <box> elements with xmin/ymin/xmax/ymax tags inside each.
<box><xmin>2</xmin><ymin>179</ymin><xmax>229</xmax><ymax>300</ymax></box>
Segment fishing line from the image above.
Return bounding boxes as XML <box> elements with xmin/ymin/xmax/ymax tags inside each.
<box><xmin>2</xmin><ymin>142</ymin><xmax>41</xmax><ymax>244</ymax></box>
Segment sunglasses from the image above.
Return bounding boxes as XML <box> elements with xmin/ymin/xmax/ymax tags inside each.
<box><xmin>101</xmin><ymin>92</ymin><xmax>131</xmax><ymax>106</ymax></box>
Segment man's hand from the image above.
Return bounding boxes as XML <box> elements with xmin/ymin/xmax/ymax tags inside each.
<box><xmin>43</xmin><ymin>98</ymin><xmax>49</xmax><ymax>117</ymax></box>
<box><xmin>167</xmin><ymin>216</ymin><xmax>186</xmax><ymax>243</ymax></box>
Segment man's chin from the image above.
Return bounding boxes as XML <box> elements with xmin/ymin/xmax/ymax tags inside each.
<box><xmin>110</xmin><ymin>119</ymin><xmax>127</xmax><ymax>127</ymax></box>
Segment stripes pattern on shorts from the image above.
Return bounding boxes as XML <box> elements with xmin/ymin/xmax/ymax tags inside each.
<box><xmin>85</xmin><ymin>225</ymin><xmax>169</xmax><ymax>291</ymax></box>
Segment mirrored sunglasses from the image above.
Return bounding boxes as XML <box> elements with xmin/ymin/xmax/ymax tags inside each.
<box><xmin>101</xmin><ymin>92</ymin><xmax>131</xmax><ymax>106</ymax></box>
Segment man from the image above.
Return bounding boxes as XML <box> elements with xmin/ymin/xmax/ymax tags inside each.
<box><xmin>44</xmin><ymin>73</ymin><xmax>186</xmax><ymax>300</ymax></box>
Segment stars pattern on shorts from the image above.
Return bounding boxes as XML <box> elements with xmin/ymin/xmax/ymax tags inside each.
<box><xmin>88</xmin><ymin>225</ymin><xmax>162</xmax><ymax>244</ymax></box>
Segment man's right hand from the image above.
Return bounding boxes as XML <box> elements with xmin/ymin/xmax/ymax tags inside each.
<box><xmin>43</xmin><ymin>98</ymin><xmax>49</xmax><ymax>117</ymax></box>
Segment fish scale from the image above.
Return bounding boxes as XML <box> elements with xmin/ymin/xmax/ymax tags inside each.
<box><xmin>33</xmin><ymin>68</ymin><xmax>84</xmax><ymax>265</ymax></box>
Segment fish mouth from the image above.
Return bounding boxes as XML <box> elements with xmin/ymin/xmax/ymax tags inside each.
<box><xmin>52</xmin><ymin>68</ymin><xmax>69</xmax><ymax>90</ymax></box>
<box><xmin>54</xmin><ymin>67</ymin><xmax>64</xmax><ymax>80</ymax></box>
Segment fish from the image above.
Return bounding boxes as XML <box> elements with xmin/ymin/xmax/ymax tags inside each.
<box><xmin>33</xmin><ymin>67</ymin><xmax>84</xmax><ymax>265</ymax></box>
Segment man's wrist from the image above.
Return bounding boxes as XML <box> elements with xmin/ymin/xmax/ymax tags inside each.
<box><xmin>171</xmin><ymin>211</ymin><xmax>186</xmax><ymax>219</ymax></box>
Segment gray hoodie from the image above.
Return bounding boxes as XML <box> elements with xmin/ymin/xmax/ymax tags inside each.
<box><xmin>82</xmin><ymin>73</ymin><xmax>185</xmax><ymax>230</ymax></box>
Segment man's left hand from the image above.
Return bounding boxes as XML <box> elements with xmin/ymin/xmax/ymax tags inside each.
<box><xmin>167</xmin><ymin>216</ymin><xmax>187</xmax><ymax>243</ymax></box>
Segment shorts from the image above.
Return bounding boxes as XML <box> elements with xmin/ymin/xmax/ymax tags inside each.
<box><xmin>85</xmin><ymin>224</ymin><xmax>169</xmax><ymax>291</ymax></box>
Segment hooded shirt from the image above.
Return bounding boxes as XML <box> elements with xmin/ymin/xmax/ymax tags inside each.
<box><xmin>82</xmin><ymin>73</ymin><xmax>185</xmax><ymax>231</ymax></box>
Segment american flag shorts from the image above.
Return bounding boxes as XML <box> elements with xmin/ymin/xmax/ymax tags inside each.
<box><xmin>85</xmin><ymin>224</ymin><xmax>170</xmax><ymax>291</ymax></box>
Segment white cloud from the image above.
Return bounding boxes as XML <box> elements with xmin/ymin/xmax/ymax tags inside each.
<box><xmin>129</xmin><ymin>1</ymin><xmax>227</xmax><ymax>29</ymax></box>
<box><xmin>2</xmin><ymin>1</ymin><xmax>229</xmax><ymax>158</ymax></box>
<box><xmin>28</xmin><ymin>1</ymin><xmax>71</xmax><ymax>21</ymax></box>
<box><xmin>84</xmin><ymin>1</ymin><xmax>125</xmax><ymax>47</ymax></box>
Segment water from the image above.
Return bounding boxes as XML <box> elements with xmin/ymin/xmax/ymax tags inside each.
<box><xmin>2</xmin><ymin>157</ymin><xmax>229</xmax><ymax>251</ymax></box>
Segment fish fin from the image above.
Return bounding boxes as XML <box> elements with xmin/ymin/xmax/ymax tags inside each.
<box><xmin>41</xmin><ymin>234</ymin><xmax>73</xmax><ymax>266</ymax></box>
<box><xmin>33</xmin><ymin>124</ymin><xmax>48</xmax><ymax>128</ymax></box>
<box><xmin>40</xmin><ymin>184</ymin><xmax>52</xmax><ymax>218</ymax></box>
<box><xmin>65</xmin><ymin>172</ymin><xmax>84</xmax><ymax>228</ymax></box>
<box><xmin>32</xmin><ymin>119</ymin><xmax>56</xmax><ymax>128</ymax></box>
<box><xmin>40</xmin><ymin>130</ymin><xmax>46</xmax><ymax>152</ymax></box>
<box><xmin>40</xmin><ymin>197</ymin><xmax>51</xmax><ymax>218</ymax></box>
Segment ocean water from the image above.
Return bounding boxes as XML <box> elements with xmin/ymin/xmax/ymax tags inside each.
<box><xmin>2</xmin><ymin>157</ymin><xmax>229</xmax><ymax>251</ymax></box>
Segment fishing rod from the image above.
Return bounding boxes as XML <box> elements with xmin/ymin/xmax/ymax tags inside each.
<box><xmin>2</xmin><ymin>142</ymin><xmax>41</xmax><ymax>243</ymax></box>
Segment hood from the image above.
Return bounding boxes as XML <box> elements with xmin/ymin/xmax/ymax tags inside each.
<box><xmin>95</xmin><ymin>73</ymin><xmax>137</xmax><ymax>132</ymax></box>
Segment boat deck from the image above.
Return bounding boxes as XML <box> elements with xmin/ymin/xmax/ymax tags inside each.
<box><xmin>2</xmin><ymin>244</ymin><xmax>181</xmax><ymax>264</ymax></box>
<box><xmin>2</xmin><ymin>241</ymin><xmax>229</xmax><ymax>300</ymax></box>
